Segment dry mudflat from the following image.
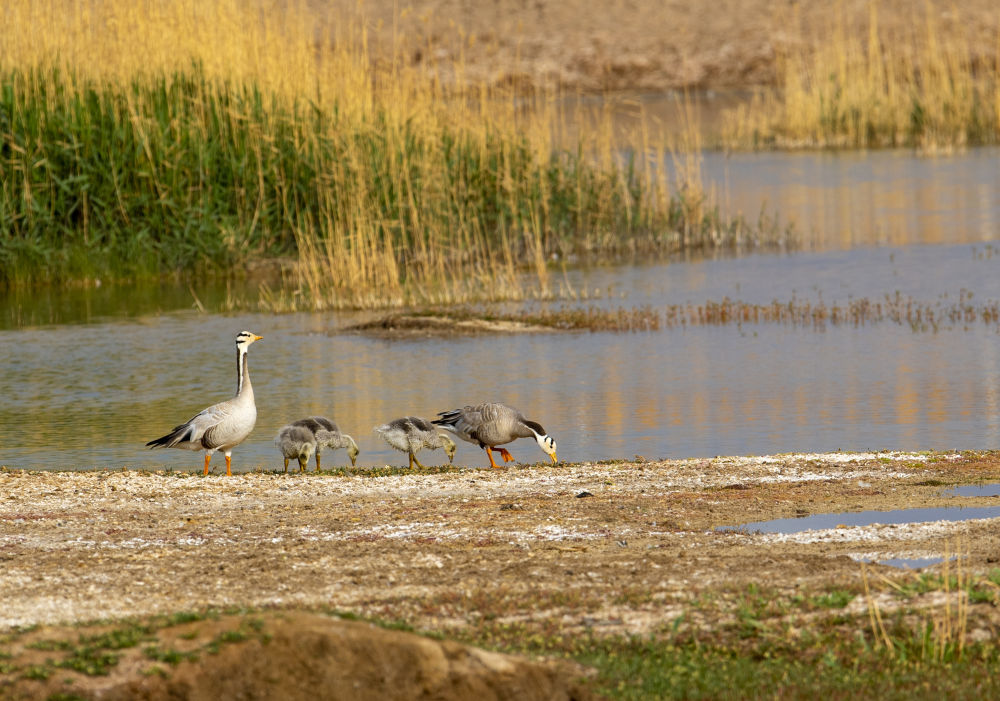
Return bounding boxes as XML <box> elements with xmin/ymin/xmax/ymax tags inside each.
<box><xmin>317</xmin><ymin>0</ymin><xmax>1000</xmax><ymax>93</ymax></box>
<box><xmin>3</xmin><ymin>451</ymin><xmax>1000</xmax><ymax>698</ymax></box>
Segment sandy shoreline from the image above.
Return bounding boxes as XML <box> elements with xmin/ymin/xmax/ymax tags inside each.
<box><xmin>3</xmin><ymin>451</ymin><xmax>1000</xmax><ymax>631</ymax></box>
<box><xmin>3</xmin><ymin>450</ymin><xmax>1000</xmax><ymax>697</ymax></box>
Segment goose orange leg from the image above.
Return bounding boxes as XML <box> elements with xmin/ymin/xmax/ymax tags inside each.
<box><xmin>485</xmin><ymin>446</ymin><xmax>501</xmax><ymax>469</ymax></box>
<box><xmin>225</xmin><ymin>454</ymin><xmax>232</xmax><ymax>477</ymax></box>
<box><xmin>497</xmin><ymin>448</ymin><xmax>515</xmax><ymax>462</ymax></box>
<box><xmin>203</xmin><ymin>454</ymin><xmax>212</xmax><ymax>476</ymax></box>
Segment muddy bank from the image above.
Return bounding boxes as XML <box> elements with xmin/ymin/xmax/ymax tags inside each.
<box><xmin>3</xmin><ymin>451</ymin><xmax>1000</xmax><ymax>630</ymax></box>
<box><xmin>3</xmin><ymin>451</ymin><xmax>1000</xmax><ymax>696</ymax></box>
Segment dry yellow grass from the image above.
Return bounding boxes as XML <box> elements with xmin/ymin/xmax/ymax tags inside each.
<box><xmin>3</xmin><ymin>1</ymin><xmax>696</xmax><ymax>305</ymax></box>
<box><xmin>723</xmin><ymin>1</ymin><xmax>1000</xmax><ymax>149</ymax></box>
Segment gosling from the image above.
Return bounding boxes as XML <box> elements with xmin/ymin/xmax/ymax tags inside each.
<box><xmin>374</xmin><ymin>416</ymin><xmax>457</xmax><ymax>470</ymax></box>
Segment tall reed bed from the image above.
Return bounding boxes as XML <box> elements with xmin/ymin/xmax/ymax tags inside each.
<box><xmin>724</xmin><ymin>1</ymin><xmax>1000</xmax><ymax>149</ymax></box>
<box><xmin>0</xmin><ymin>0</ymin><xmax>767</xmax><ymax>307</ymax></box>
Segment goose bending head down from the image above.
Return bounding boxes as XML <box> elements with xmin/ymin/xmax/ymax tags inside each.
<box><xmin>432</xmin><ymin>402</ymin><xmax>557</xmax><ymax>468</ymax></box>
<box><xmin>275</xmin><ymin>424</ymin><xmax>317</xmax><ymax>473</ymax></box>
<box><xmin>290</xmin><ymin>416</ymin><xmax>359</xmax><ymax>470</ymax></box>
<box><xmin>146</xmin><ymin>331</ymin><xmax>263</xmax><ymax>476</ymax></box>
<box><xmin>374</xmin><ymin>416</ymin><xmax>457</xmax><ymax>470</ymax></box>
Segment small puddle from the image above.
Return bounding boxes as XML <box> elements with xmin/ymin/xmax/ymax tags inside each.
<box><xmin>944</xmin><ymin>483</ymin><xmax>1000</xmax><ymax>498</ymax></box>
<box><xmin>718</xmin><ymin>504</ymin><xmax>1000</xmax><ymax>535</ymax></box>
<box><xmin>873</xmin><ymin>557</ymin><xmax>947</xmax><ymax>570</ymax></box>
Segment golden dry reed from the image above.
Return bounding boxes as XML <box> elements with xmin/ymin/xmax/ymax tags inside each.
<box><xmin>723</xmin><ymin>1</ymin><xmax>1000</xmax><ymax>149</ymax></box>
<box><xmin>1</xmin><ymin>1</ymin><xmax>768</xmax><ymax>307</ymax></box>
<box><xmin>863</xmin><ymin>536</ymin><xmax>972</xmax><ymax>662</ymax></box>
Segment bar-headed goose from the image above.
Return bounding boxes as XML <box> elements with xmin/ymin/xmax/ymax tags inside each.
<box><xmin>275</xmin><ymin>424</ymin><xmax>317</xmax><ymax>473</ymax></box>
<box><xmin>374</xmin><ymin>416</ymin><xmax>457</xmax><ymax>469</ymax></box>
<box><xmin>290</xmin><ymin>416</ymin><xmax>359</xmax><ymax>470</ymax></box>
<box><xmin>432</xmin><ymin>402</ymin><xmax>557</xmax><ymax>468</ymax></box>
<box><xmin>146</xmin><ymin>331</ymin><xmax>263</xmax><ymax>476</ymax></box>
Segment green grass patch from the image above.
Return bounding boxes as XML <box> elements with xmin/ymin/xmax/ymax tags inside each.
<box><xmin>574</xmin><ymin>635</ymin><xmax>1000</xmax><ymax>701</ymax></box>
<box><xmin>143</xmin><ymin>646</ymin><xmax>198</xmax><ymax>666</ymax></box>
<box><xmin>811</xmin><ymin>590</ymin><xmax>856</xmax><ymax>609</ymax></box>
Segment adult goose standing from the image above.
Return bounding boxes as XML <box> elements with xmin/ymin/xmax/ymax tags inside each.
<box><xmin>432</xmin><ymin>402</ymin><xmax>557</xmax><ymax>468</ymax></box>
<box><xmin>290</xmin><ymin>416</ymin><xmax>359</xmax><ymax>470</ymax></box>
<box><xmin>146</xmin><ymin>331</ymin><xmax>263</xmax><ymax>476</ymax></box>
<box><xmin>275</xmin><ymin>424</ymin><xmax>317</xmax><ymax>473</ymax></box>
<box><xmin>374</xmin><ymin>416</ymin><xmax>457</xmax><ymax>469</ymax></box>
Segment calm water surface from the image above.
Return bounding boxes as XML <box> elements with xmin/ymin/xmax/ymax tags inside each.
<box><xmin>2</xmin><ymin>148</ymin><xmax>1000</xmax><ymax>471</ymax></box>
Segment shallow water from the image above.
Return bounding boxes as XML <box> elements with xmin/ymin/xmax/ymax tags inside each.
<box><xmin>2</xmin><ymin>148</ymin><xmax>1000</xmax><ymax>471</ymax></box>
<box><xmin>717</xmin><ymin>505</ymin><xmax>1000</xmax><ymax>535</ymax></box>
<box><xmin>874</xmin><ymin>557</ymin><xmax>947</xmax><ymax>570</ymax></box>
<box><xmin>945</xmin><ymin>483</ymin><xmax>1000</xmax><ymax>498</ymax></box>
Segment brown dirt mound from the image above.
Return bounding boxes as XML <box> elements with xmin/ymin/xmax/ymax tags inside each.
<box><xmin>4</xmin><ymin>612</ymin><xmax>593</xmax><ymax>701</ymax></box>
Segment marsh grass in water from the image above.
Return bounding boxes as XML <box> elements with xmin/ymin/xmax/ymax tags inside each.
<box><xmin>351</xmin><ymin>290</ymin><xmax>1000</xmax><ymax>336</ymax></box>
<box><xmin>0</xmin><ymin>0</ymin><xmax>787</xmax><ymax>308</ymax></box>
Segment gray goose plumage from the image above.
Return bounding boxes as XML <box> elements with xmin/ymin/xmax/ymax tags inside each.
<box><xmin>275</xmin><ymin>424</ymin><xmax>317</xmax><ymax>473</ymax></box>
<box><xmin>146</xmin><ymin>331</ymin><xmax>263</xmax><ymax>476</ymax></box>
<box><xmin>374</xmin><ymin>416</ymin><xmax>457</xmax><ymax>469</ymax></box>
<box><xmin>290</xmin><ymin>416</ymin><xmax>359</xmax><ymax>470</ymax></box>
<box><xmin>432</xmin><ymin>402</ymin><xmax>557</xmax><ymax>468</ymax></box>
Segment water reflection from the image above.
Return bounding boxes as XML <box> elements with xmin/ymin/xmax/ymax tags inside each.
<box><xmin>2</xmin><ymin>148</ymin><xmax>1000</xmax><ymax>470</ymax></box>
<box><xmin>695</xmin><ymin>149</ymin><xmax>1000</xmax><ymax>251</ymax></box>
<box><xmin>2</xmin><ymin>309</ymin><xmax>1000</xmax><ymax>471</ymax></box>
<box><xmin>719</xmin><ymin>505</ymin><xmax>1000</xmax><ymax>535</ymax></box>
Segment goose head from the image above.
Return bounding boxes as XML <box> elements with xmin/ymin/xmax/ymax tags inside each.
<box><xmin>523</xmin><ymin>419</ymin><xmax>558</xmax><ymax>463</ymax></box>
<box><xmin>346</xmin><ymin>436</ymin><xmax>360</xmax><ymax>467</ymax></box>
<box><xmin>439</xmin><ymin>434</ymin><xmax>457</xmax><ymax>463</ymax></box>
<box><xmin>236</xmin><ymin>331</ymin><xmax>263</xmax><ymax>348</ymax></box>
<box><xmin>535</xmin><ymin>433</ymin><xmax>558</xmax><ymax>463</ymax></box>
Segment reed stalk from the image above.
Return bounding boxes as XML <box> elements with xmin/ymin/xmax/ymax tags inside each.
<box><xmin>722</xmin><ymin>0</ymin><xmax>1000</xmax><ymax>149</ymax></box>
<box><xmin>0</xmin><ymin>0</ymin><xmax>781</xmax><ymax>306</ymax></box>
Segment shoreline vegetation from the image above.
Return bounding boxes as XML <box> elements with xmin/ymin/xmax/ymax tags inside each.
<box><xmin>0</xmin><ymin>0</ymin><xmax>787</xmax><ymax>302</ymax></box>
<box><xmin>3</xmin><ymin>1</ymin><xmax>996</xmax><ymax>303</ymax></box>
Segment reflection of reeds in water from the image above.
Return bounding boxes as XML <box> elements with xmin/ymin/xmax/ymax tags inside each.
<box><xmin>0</xmin><ymin>1</ymin><xmax>785</xmax><ymax>306</ymax></box>
<box><xmin>723</xmin><ymin>1</ymin><xmax>999</xmax><ymax>149</ymax></box>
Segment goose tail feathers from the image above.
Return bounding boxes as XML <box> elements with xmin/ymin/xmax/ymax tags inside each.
<box><xmin>146</xmin><ymin>423</ymin><xmax>193</xmax><ymax>449</ymax></box>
